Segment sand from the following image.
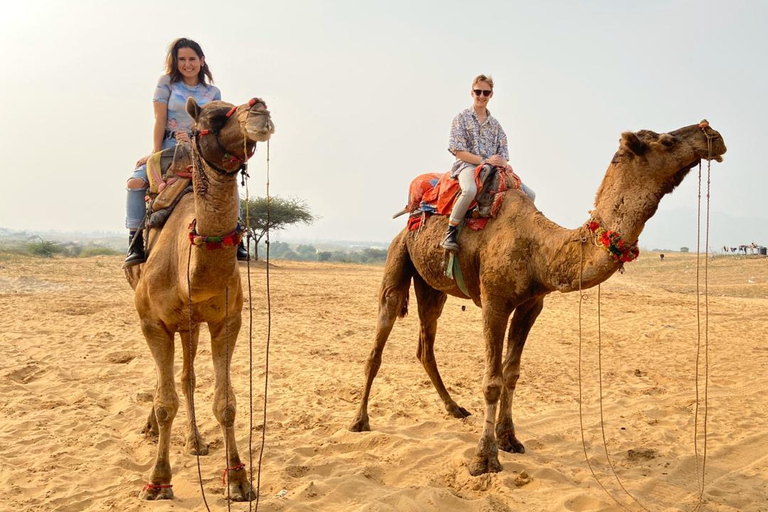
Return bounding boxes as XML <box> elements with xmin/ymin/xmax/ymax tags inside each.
<box><xmin>0</xmin><ymin>252</ymin><xmax>766</xmax><ymax>512</ymax></box>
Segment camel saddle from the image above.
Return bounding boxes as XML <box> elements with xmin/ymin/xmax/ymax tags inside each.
<box><xmin>144</xmin><ymin>143</ymin><xmax>194</xmax><ymax>229</ymax></box>
<box><xmin>403</xmin><ymin>164</ymin><xmax>521</xmax><ymax>232</ymax></box>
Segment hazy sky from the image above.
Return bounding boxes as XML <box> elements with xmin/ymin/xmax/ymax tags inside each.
<box><xmin>1</xmin><ymin>0</ymin><xmax>765</xmax><ymax>247</ymax></box>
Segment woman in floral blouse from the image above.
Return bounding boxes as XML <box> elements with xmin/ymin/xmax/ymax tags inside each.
<box><xmin>442</xmin><ymin>74</ymin><xmax>535</xmax><ymax>251</ymax></box>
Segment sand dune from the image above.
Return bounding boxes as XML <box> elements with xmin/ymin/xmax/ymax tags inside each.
<box><xmin>0</xmin><ymin>252</ymin><xmax>766</xmax><ymax>511</ymax></box>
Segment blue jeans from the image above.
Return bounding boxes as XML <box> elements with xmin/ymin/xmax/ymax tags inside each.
<box><xmin>125</xmin><ymin>138</ymin><xmax>176</xmax><ymax>230</ymax></box>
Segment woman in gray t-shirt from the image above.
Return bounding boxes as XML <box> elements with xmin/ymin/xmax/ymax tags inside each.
<box><xmin>125</xmin><ymin>38</ymin><xmax>222</xmax><ymax>266</ymax></box>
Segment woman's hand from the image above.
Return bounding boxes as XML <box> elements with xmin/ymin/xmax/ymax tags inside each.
<box><xmin>487</xmin><ymin>154</ymin><xmax>506</xmax><ymax>167</ymax></box>
<box><xmin>135</xmin><ymin>155</ymin><xmax>150</xmax><ymax>168</ymax></box>
<box><xmin>175</xmin><ymin>131</ymin><xmax>191</xmax><ymax>144</ymax></box>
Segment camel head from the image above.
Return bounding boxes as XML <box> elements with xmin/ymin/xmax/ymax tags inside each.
<box><xmin>608</xmin><ymin>121</ymin><xmax>727</xmax><ymax>198</ymax></box>
<box><xmin>186</xmin><ymin>97</ymin><xmax>275</xmax><ymax>174</ymax></box>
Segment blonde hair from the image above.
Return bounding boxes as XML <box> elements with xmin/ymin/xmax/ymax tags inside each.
<box><xmin>472</xmin><ymin>74</ymin><xmax>494</xmax><ymax>89</ymax></box>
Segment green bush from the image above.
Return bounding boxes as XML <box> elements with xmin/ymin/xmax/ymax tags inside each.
<box><xmin>27</xmin><ymin>238</ymin><xmax>63</xmax><ymax>258</ymax></box>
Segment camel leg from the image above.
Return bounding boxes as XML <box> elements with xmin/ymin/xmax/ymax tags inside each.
<box><xmin>468</xmin><ymin>301</ymin><xmax>510</xmax><ymax>476</ymax></box>
<box><xmin>142</xmin><ymin>399</ymin><xmax>159</xmax><ymax>438</ymax></box>
<box><xmin>141</xmin><ymin>326</ymin><xmax>205</xmax><ymax>448</ymax></box>
<box><xmin>179</xmin><ymin>325</ymin><xmax>208</xmax><ymax>455</ymax></box>
<box><xmin>413</xmin><ymin>275</ymin><xmax>469</xmax><ymax>418</ymax></box>
<box><xmin>350</xmin><ymin>235</ymin><xmax>412</xmax><ymax>432</ymax></box>
<box><xmin>496</xmin><ymin>297</ymin><xmax>544</xmax><ymax>454</ymax></box>
<box><xmin>139</xmin><ymin>321</ymin><xmax>177</xmax><ymax>500</ymax></box>
<box><xmin>209</xmin><ymin>315</ymin><xmax>256</xmax><ymax>502</ymax></box>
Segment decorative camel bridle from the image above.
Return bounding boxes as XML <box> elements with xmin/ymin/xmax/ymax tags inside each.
<box><xmin>192</xmin><ymin>97</ymin><xmax>264</xmax><ymax>176</ymax></box>
<box><xmin>187</xmin><ymin>97</ymin><xmax>267</xmax><ymax>249</ymax></box>
<box><xmin>583</xmin><ymin>120</ymin><xmax>716</xmax><ymax>268</ymax></box>
<box><xmin>585</xmin><ymin>220</ymin><xmax>640</xmax><ymax>264</ymax></box>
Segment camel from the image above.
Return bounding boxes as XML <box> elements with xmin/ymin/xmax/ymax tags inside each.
<box><xmin>125</xmin><ymin>96</ymin><xmax>274</xmax><ymax>500</ymax></box>
<box><xmin>349</xmin><ymin>122</ymin><xmax>726</xmax><ymax>476</ymax></box>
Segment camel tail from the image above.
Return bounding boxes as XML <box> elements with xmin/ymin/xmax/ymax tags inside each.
<box><xmin>399</xmin><ymin>292</ymin><xmax>409</xmax><ymax>318</ymax></box>
<box><xmin>380</xmin><ymin>229</ymin><xmax>412</xmax><ymax>319</ymax></box>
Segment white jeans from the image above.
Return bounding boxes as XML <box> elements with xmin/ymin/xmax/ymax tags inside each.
<box><xmin>448</xmin><ymin>163</ymin><xmax>536</xmax><ymax>225</ymax></box>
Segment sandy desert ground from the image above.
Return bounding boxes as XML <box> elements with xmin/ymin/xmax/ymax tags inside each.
<box><xmin>0</xmin><ymin>251</ymin><xmax>767</xmax><ymax>512</ymax></box>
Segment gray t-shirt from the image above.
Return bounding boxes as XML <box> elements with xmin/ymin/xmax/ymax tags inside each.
<box><xmin>153</xmin><ymin>75</ymin><xmax>222</xmax><ymax>135</ymax></box>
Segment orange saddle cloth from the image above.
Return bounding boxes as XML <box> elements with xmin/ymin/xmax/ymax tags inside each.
<box><xmin>404</xmin><ymin>165</ymin><xmax>521</xmax><ymax>231</ymax></box>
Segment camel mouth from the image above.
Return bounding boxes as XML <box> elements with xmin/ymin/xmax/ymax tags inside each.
<box><xmin>245</xmin><ymin>114</ymin><xmax>275</xmax><ymax>142</ymax></box>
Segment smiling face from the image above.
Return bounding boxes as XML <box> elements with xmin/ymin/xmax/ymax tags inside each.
<box><xmin>472</xmin><ymin>79</ymin><xmax>493</xmax><ymax>110</ymax></box>
<box><xmin>176</xmin><ymin>47</ymin><xmax>203</xmax><ymax>85</ymax></box>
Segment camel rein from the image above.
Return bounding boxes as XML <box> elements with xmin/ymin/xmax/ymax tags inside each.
<box><xmin>575</xmin><ymin>124</ymin><xmax>714</xmax><ymax>511</ymax></box>
<box><xmin>180</xmin><ymin>136</ymin><xmax>272</xmax><ymax>512</ymax></box>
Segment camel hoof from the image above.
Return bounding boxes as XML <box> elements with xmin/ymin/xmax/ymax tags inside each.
<box><xmin>349</xmin><ymin>415</ymin><xmax>370</xmax><ymax>432</ymax></box>
<box><xmin>497</xmin><ymin>432</ymin><xmax>525</xmax><ymax>454</ymax></box>
<box><xmin>446</xmin><ymin>403</ymin><xmax>471</xmax><ymax>419</ymax></box>
<box><xmin>228</xmin><ymin>482</ymin><xmax>257</xmax><ymax>502</ymax></box>
<box><xmin>185</xmin><ymin>435</ymin><xmax>209</xmax><ymax>456</ymax></box>
<box><xmin>467</xmin><ymin>453</ymin><xmax>503</xmax><ymax>476</ymax></box>
<box><xmin>139</xmin><ymin>485</ymin><xmax>173</xmax><ymax>501</ymax></box>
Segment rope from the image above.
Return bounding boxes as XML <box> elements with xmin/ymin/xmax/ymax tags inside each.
<box><xmin>577</xmin><ymin>243</ymin><xmax>634</xmax><ymax>511</ymax></box>
<box><xmin>187</xmin><ymin>244</ymin><xmax>212</xmax><ymax>511</ymax></box>
<box><xmin>224</xmin><ymin>285</ymin><xmax>232</xmax><ymax>510</ymax></box>
<box><xmin>692</xmin><ymin>134</ymin><xmax>715</xmax><ymax>508</ymax></box>
<box><xmin>243</xmin><ymin>136</ymin><xmax>255</xmax><ymax>512</ymax></box>
<box><xmin>253</xmin><ymin>140</ymin><xmax>272</xmax><ymax>511</ymax></box>
<box><xmin>577</xmin><ymin>133</ymin><xmax>716</xmax><ymax>510</ymax></box>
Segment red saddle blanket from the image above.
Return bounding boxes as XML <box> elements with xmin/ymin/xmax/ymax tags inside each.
<box><xmin>405</xmin><ymin>165</ymin><xmax>521</xmax><ymax>231</ymax></box>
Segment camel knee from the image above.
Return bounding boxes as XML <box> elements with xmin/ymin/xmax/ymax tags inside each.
<box><xmin>483</xmin><ymin>380</ymin><xmax>502</xmax><ymax>403</ymax></box>
<box><xmin>127</xmin><ymin>177</ymin><xmax>148</xmax><ymax>190</ymax></box>
<box><xmin>379</xmin><ymin>285</ymin><xmax>408</xmax><ymax>321</ymax></box>
<box><xmin>215</xmin><ymin>403</ymin><xmax>237</xmax><ymax>427</ymax></box>
<box><xmin>154</xmin><ymin>403</ymin><xmax>178</xmax><ymax>425</ymax></box>
<box><xmin>383</xmin><ymin>291</ymin><xmax>404</xmax><ymax>316</ymax></box>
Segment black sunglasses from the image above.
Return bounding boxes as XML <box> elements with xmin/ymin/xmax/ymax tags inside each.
<box><xmin>473</xmin><ymin>89</ymin><xmax>492</xmax><ymax>97</ymax></box>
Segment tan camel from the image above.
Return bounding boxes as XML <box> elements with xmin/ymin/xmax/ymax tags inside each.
<box><xmin>350</xmin><ymin>122</ymin><xmax>726</xmax><ymax>476</ymax></box>
<box><xmin>125</xmin><ymin>97</ymin><xmax>274</xmax><ymax>500</ymax></box>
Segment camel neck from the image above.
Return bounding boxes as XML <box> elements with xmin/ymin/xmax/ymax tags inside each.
<box><xmin>192</xmin><ymin>164</ymin><xmax>240</xmax><ymax>237</ymax></box>
<box><xmin>543</xmin><ymin>161</ymin><xmax>677</xmax><ymax>292</ymax></box>
<box><xmin>592</xmin><ymin>164</ymin><xmax>666</xmax><ymax>244</ymax></box>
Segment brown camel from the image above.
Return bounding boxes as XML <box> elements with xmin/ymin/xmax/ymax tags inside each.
<box><xmin>125</xmin><ymin>96</ymin><xmax>274</xmax><ymax>500</ymax></box>
<box><xmin>349</xmin><ymin>122</ymin><xmax>726</xmax><ymax>476</ymax></box>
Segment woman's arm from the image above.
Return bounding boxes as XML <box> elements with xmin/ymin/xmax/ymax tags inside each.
<box><xmin>152</xmin><ymin>101</ymin><xmax>168</xmax><ymax>153</ymax></box>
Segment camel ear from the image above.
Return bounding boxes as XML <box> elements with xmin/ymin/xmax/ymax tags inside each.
<box><xmin>620</xmin><ymin>131</ymin><xmax>649</xmax><ymax>156</ymax></box>
<box><xmin>186</xmin><ymin>97</ymin><xmax>202</xmax><ymax>121</ymax></box>
<box><xmin>658</xmin><ymin>133</ymin><xmax>678</xmax><ymax>147</ymax></box>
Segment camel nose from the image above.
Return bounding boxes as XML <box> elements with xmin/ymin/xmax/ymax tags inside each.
<box><xmin>245</xmin><ymin>113</ymin><xmax>275</xmax><ymax>142</ymax></box>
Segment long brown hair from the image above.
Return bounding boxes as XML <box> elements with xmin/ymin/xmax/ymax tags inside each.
<box><xmin>165</xmin><ymin>38</ymin><xmax>214</xmax><ymax>85</ymax></box>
